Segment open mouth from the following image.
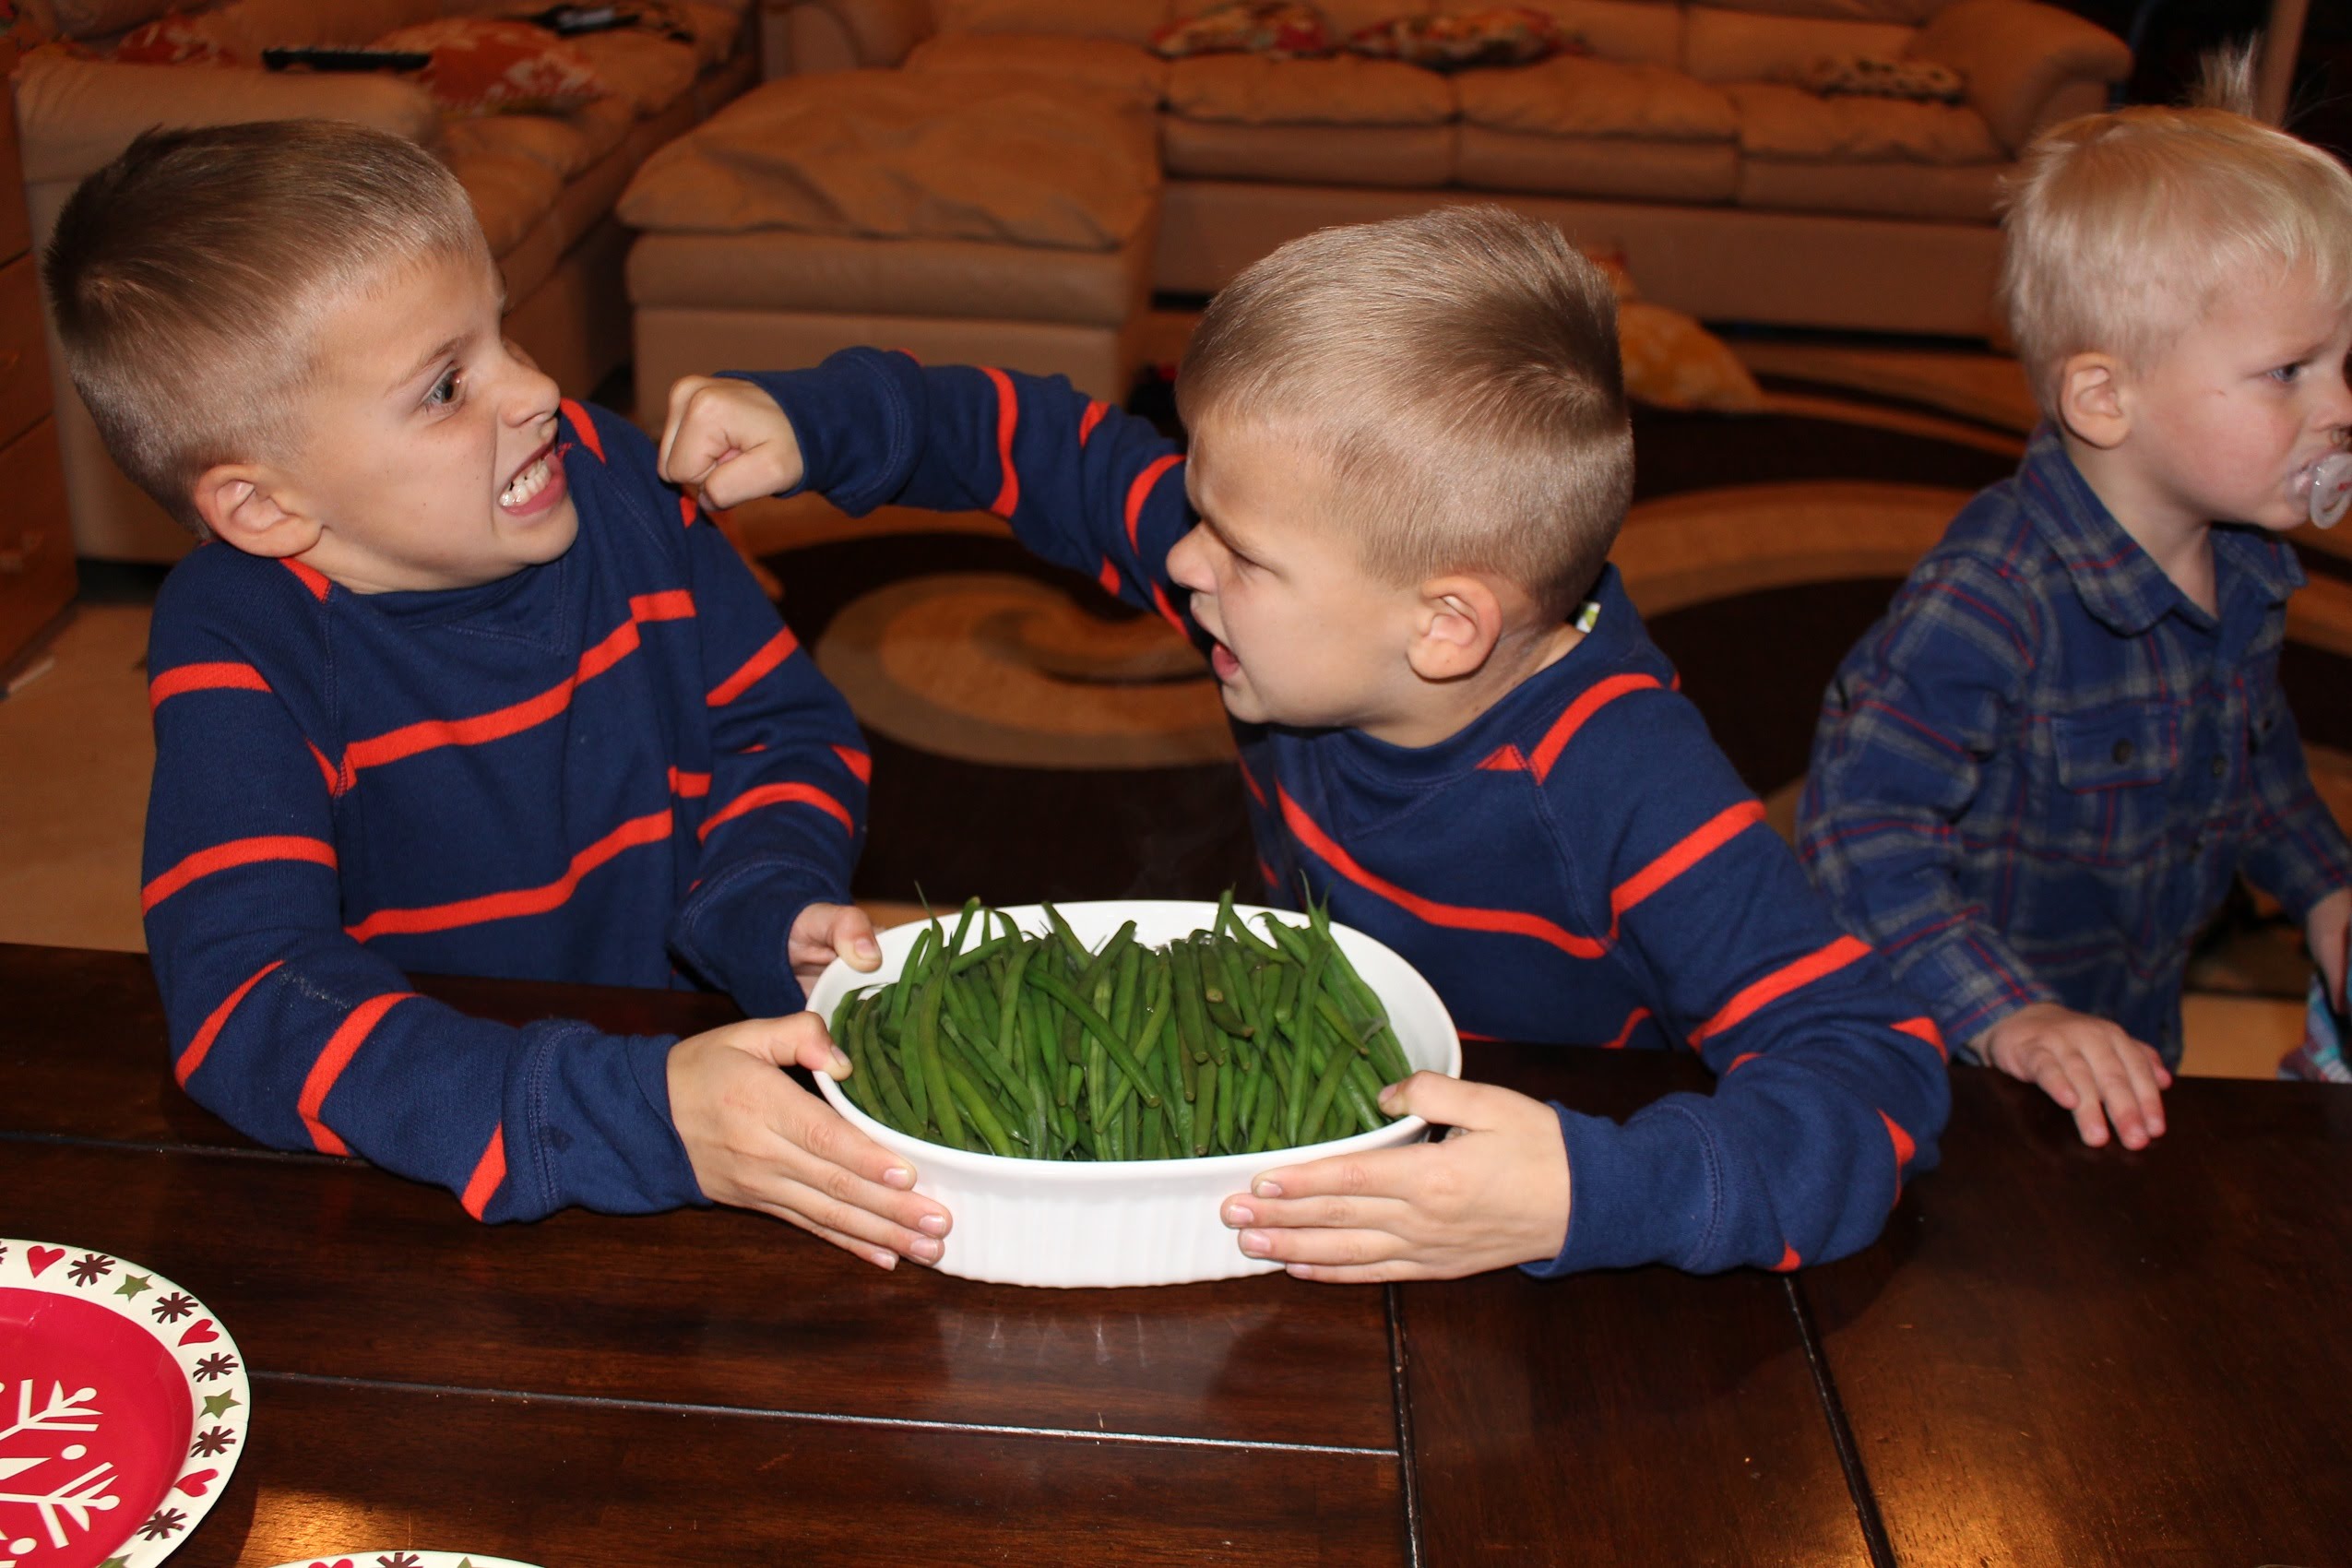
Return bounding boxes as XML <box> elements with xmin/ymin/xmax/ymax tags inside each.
<box><xmin>1209</xmin><ymin>640</ymin><xmax>1242</xmax><ymax>682</ymax></box>
<box><xmin>499</xmin><ymin>439</ymin><xmax>565</xmax><ymax>515</ymax></box>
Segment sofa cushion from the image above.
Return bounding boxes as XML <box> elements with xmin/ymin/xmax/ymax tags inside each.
<box><xmin>935</xmin><ymin>0</ymin><xmax>1170</xmax><ymax>45</ymax></box>
<box><xmin>618</xmin><ymin>71</ymin><xmax>1158</xmax><ymax>250</ymax></box>
<box><xmin>1166</xmin><ymin>53</ymin><xmax>1455</xmax><ymax>125</ymax></box>
<box><xmin>448</xmin><ymin>147</ymin><xmax>566</xmax><ymax>256</ymax></box>
<box><xmin>375</xmin><ymin>18</ymin><xmax>609</xmax><ymax>116</ymax></box>
<box><xmin>47</xmin><ymin>0</ymin><xmax>175</xmax><ymax>38</ymax></box>
<box><xmin>1739</xmin><ymin>156</ymin><xmax>1999</xmax><ymax>220</ymax></box>
<box><xmin>200</xmin><ymin>0</ymin><xmax>441</xmax><ymax>52</ymax></box>
<box><xmin>906</xmin><ymin>32</ymin><xmax>1170</xmax><ymax>109</ymax></box>
<box><xmin>1349</xmin><ymin>7</ymin><xmax>1571</xmax><ymax>70</ymax></box>
<box><xmin>1684</xmin><ymin>6</ymin><xmax>1917</xmax><ymax>83</ymax></box>
<box><xmin>1728</xmin><ymin>80</ymin><xmax>1998</xmax><ymax>161</ymax></box>
<box><xmin>1458</xmin><ymin>54</ymin><xmax>1736</xmax><ymax>140</ymax></box>
<box><xmin>1689</xmin><ymin>0</ymin><xmax>1954</xmax><ymax>20</ymax></box>
<box><xmin>1446</xmin><ymin>0</ymin><xmax>1679</xmax><ymax>66</ymax></box>
<box><xmin>1455</xmin><ymin>125</ymin><xmax>1737</xmax><ymax>201</ymax></box>
<box><xmin>1195</xmin><ymin>0</ymin><xmax>1433</xmax><ymax>30</ymax></box>
<box><xmin>1161</xmin><ymin>119</ymin><xmax>1455</xmax><ymax>184</ymax></box>
<box><xmin>1152</xmin><ymin>3</ymin><xmax>1330</xmax><ymax>59</ymax></box>
<box><xmin>564</xmin><ymin>25</ymin><xmax>701</xmax><ymax>113</ymax></box>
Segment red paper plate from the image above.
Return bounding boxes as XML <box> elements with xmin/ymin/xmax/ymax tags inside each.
<box><xmin>0</xmin><ymin>1241</ymin><xmax>250</xmax><ymax>1568</ymax></box>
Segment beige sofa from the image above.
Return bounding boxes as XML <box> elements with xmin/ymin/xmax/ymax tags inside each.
<box><xmin>760</xmin><ymin>0</ymin><xmax>2128</xmax><ymax>336</ymax></box>
<box><xmin>10</xmin><ymin>0</ymin><xmax>757</xmax><ymax>561</ymax></box>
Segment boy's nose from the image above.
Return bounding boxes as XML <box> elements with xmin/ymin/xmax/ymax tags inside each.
<box><xmin>1165</xmin><ymin>524</ymin><xmax>1213</xmax><ymax>593</ymax></box>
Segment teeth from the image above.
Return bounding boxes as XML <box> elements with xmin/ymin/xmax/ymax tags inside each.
<box><xmin>501</xmin><ymin>457</ymin><xmax>551</xmax><ymax>509</ymax></box>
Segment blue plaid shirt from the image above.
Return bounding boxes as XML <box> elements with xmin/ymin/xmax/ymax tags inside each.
<box><xmin>1798</xmin><ymin>425</ymin><xmax>2352</xmax><ymax>1064</ymax></box>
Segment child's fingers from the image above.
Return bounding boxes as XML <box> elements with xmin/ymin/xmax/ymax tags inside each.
<box><xmin>783</xmin><ymin>1019</ymin><xmax>853</xmax><ymax>1081</ymax></box>
<box><xmin>832</xmin><ymin>904</ymin><xmax>882</xmax><ymax>972</ymax></box>
<box><xmin>657</xmin><ymin>374</ymin><xmax>728</xmax><ymax>485</ymax></box>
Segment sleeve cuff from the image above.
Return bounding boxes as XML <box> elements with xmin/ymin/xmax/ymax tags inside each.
<box><xmin>1522</xmin><ymin>1101</ymin><xmax>1716</xmax><ymax>1277</ymax></box>
<box><xmin>522</xmin><ymin>1024</ymin><xmax>708</xmax><ymax>1217</ymax></box>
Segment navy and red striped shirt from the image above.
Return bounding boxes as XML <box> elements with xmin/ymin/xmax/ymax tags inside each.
<box><xmin>743</xmin><ymin>350</ymin><xmax>1950</xmax><ymax>1274</ymax></box>
<box><xmin>143</xmin><ymin>400</ymin><xmax>869</xmax><ymax>1222</ymax></box>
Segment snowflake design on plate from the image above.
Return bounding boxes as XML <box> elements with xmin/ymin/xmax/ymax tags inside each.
<box><xmin>64</xmin><ymin>1257</ymin><xmax>113</xmax><ymax>1289</ymax></box>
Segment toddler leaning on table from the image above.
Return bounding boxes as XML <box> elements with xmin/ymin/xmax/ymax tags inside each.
<box><xmin>45</xmin><ymin>121</ymin><xmax>953</xmax><ymax>1270</ymax></box>
<box><xmin>657</xmin><ymin>205</ymin><xmax>1952</xmax><ymax>1282</ymax></box>
<box><xmin>1798</xmin><ymin>58</ymin><xmax>2352</xmax><ymax>1146</ymax></box>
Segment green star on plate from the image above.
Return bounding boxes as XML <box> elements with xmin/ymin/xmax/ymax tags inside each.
<box><xmin>100</xmin><ymin>1559</ymin><xmax>129</xmax><ymax>1567</ymax></box>
<box><xmin>201</xmin><ymin>1391</ymin><xmax>242</xmax><ymax>1419</ymax></box>
<box><xmin>113</xmin><ymin>1273</ymin><xmax>152</xmax><ymax>1299</ymax></box>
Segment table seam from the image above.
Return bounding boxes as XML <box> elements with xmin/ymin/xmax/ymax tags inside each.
<box><xmin>1784</xmin><ymin>1275</ymin><xmax>1897</xmax><ymax>1568</ymax></box>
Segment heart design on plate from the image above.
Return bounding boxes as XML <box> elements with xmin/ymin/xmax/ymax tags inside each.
<box><xmin>306</xmin><ymin>1561</ymin><xmax>354</xmax><ymax>1568</ymax></box>
<box><xmin>177</xmin><ymin>1318</ymin><xmax>220</xmax><ymax>1346</ymax></box>
<box><xmin>27</xmin><ymin>1244</ymin><xmax>64</xmax><ymax>1276</ymax></box>
<box><xmin>173</xmin><ymin>1467</ymin><xmax>219</xmax><ymax>1497</ymax></box>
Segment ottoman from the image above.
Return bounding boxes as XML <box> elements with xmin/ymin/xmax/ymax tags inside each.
<box><xmin>619</xmin><ymin>69</ymin><xmax>1162</xmax><ymax>406</ymax></box>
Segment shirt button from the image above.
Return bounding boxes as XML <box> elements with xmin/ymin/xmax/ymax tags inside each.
<box><xmin>2210</xmin><ymin>756</ymin><xmax>2227</xmax><ymax>779</ymax></box>
<box><xmin>2112</xmin><ymin>739</ymin><xmax>2135</xmax><ymax>765</ymax></box>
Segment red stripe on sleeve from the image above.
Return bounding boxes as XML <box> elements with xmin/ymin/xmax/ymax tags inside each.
<box><xmin>698</xmin><ymin>781</ymin><xmax>854</xmax><ymax>841</ymax></box>
<box><xmin>1726</xmin><ymin>1051</ymin><xmax>1761</xmax><ymax>1072</ymax></box>
<box><xmin>1601</xmin><ymin>1006</ymin><xmax>1650</xmax><ymax>1050</ymax></box>
<box><xmin>680</xmin><ymin>494</ymin><xmax>699</xmax><ymax>529</ymax></box>
<box><xmin>149</xmin><ymin>661</ymin><xmax>270</xmax><ymax>711</ymax></box>
<box><xmin>1893</xmin><ymin>1015</ymin><xmax>1948</xmax><ymax>1061</ymax></box>
<box><xmin>1689</xmin><ymin>934</ymin><xmax>1873</xmax><ymax>1047</ymax></box>
<box><xmin>143</xmin><ymin>836</ymin><xmax>338</xmax><ymax>913</ymax></box>
<box><xmin>297</xmin><ymin>991</ymin><xmax>417</xmax><ymax>1155</ymax></box>
<box><xmin>668</xmin><ymin>766</ymin><xmax>712</xmax><ymax>798</ymax></box>
<box><xmin>1609</xmin><ymin>800</ymin><xmax>1767</xmax><ymax>922</ymax></box>
<box><xmin>1279</xmin><ymin>789</ymin><xmax>1606</xmax><ymax>958</ymax></box>
<box><xmin>1879</xmin><ymin>1108</ymin><xmax>1916</xmax><ymax>1171</ymax></box>
<box><xmin>1528</xmin><ymin>672</ymin><xmax>1661</xmax><ymax>783</ymax></box>
<box><xmin>832</xmin><ymin>744</ymin><xmax>871</xmax><ymax>783</ymax></box>
<box><xmin>1078</xmin><ymin>399</ymin><xmax>1109</xmax><ymax>446</ymax></box>
<box><xmin>1479</xmin><ymin>745</ymin><xmax>1527</xmax><ymax>772</ymax></box>
<box><xmin>1124</xmin><ymin>454</ymin><xmax>1184</xmax><ymax>555</ymax></box>
<box><xmin>707</xmin><ymin>627</ymin><xmax>799</xmax><ymax>707</ymax></box>
<box><xmin>1150</xmin><ymin>583</ymin><xmax>1187</xmax><ymax>636</ymax></box>
<box><xmin>460</xmin><ymin>1125</ymin><xmax>508</xmax><ymax>1220</ymax></box>
<box><xmin>175</xmin><ymin>959</ymin><xmax>284</xmax><ymax>1087</ymax></box>
<box><xmin>1772</xmin><ymin>1242</ymin><xmax>1801</xmax><ymax>1272</ymax></box>
<box><xmin>345</xmin><ymin>810</ymin><xmax>673</xmax><ymax>941</ymax></box>
<box><xmin>560</xmin><ymin>399</ymin><xmax>605</xmax><ymax>462</ymax></box>
<box><xmin>981</xmin><ymin>366</ymin><xmax>1020</xmax><ymax>517</ymax></box>
<box><xmin>282</xmin><ymin>560</ymin><xmax>332</xmax><ymax>601</ymax></box>
<box><xmin>1097</xmin><ymin>558</ymin><xmax>1123</xmax><ymax>596</ymax></box>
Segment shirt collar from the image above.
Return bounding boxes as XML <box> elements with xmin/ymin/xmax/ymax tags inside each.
<box><xmin>2015</xmin><ymin>423</ymin><xmax>2305</xmax><ymax>635</ymax></box>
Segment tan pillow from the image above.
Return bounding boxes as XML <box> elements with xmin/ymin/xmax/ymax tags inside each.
<box><xmin>1617</xmin><ymin>300</ymin><xmax>1765</xmax><ymax>413</ymax></box>
<box><xmin>1729</xmin><ymin>80</ymin><xmax>1999</xmax><ymax>161</ymax></box>
<box><xmin>936</xmin><ymin>0</ymin><xmax>1172</xmax><ymax>45</ymax></box>
<box><xmin>1166</xmin><ymin>52</ymin><xmax>1455</xmax><ymax>125</ymax></box>
<box><xmin>617</xmin><ymin>70</ymin><xmax>1159</xmax><ymax>251</ymax></box>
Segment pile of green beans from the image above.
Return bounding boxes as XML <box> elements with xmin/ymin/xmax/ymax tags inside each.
<box><xmin>828</xmin><ymin>893</ymin><xmax>1416</xmax><ymax>1161</ymax></box>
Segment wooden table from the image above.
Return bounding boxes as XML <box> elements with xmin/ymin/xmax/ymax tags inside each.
<box><xmin>6</xmin><ymin>944</ymin><xmax>2347</xmax><ymax>1566</ymax></box>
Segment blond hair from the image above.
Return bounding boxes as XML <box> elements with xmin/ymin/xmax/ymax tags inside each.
<box><xmin>44</xmin><ymin>120</ymin><xmax>484</xmax><ymax>534</ymax></box>
<box><xmin>2001</xmin><ymin>53</ymin><xmax>2352</xmax><ymax>414</ymax></box>
<box><xmin>1178</xmin><ymin>205</ymin><xmax>1633</xmax><ymax>619</ymax></box>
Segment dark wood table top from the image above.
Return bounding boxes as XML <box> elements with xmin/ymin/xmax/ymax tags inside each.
<box><xmin>9</xmin><ymin>941</ymin><xmax>2346</xmax><ymax>1566</ymax></box>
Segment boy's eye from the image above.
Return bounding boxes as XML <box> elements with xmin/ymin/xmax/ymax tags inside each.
<box><xmin>2268</xmin><ymin>362</ymin><xmax>2304</xmax><ymax>385</ymax></box>
<box><xmin>426</xmin><ymin>367</ymin><xmax>464</xmax><ymax>409</ymax></box>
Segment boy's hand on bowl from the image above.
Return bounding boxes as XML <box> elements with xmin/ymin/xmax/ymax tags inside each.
<box><xmin>669</xmin><ymin>1013</ymin><xmax>952</xmax><ymax>1271</ymax></box>
<box><xmin>790</xmin><ymin>900</ymin><xmax>884</xmax><ymax>991</ymax></box>
<box><xmin>1978</xmin><ymin>1002</ymin><xmax>2169</xmax><ymax>1150</ymax></box>
<box><xmin>1219</xmin><ymin>1074</ymin><xmax>1569</xmax><ymax>1283</ymax></box>
<box><xmin>659</xmin><ymin>374</ymin><xmax>805</xmax><ymax>511</ymax></box>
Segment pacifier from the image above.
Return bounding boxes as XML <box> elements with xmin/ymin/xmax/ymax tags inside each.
<box><xmin>2311</xmin><ymin>450</ymin><xmax>2352</xmax><ymax>529</ymax></box>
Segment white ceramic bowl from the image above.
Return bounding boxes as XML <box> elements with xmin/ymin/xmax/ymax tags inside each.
<box><xmin>807</xmin><ymin>900</ymin><xmax>1462</xmax><ymax>1288</ymax></box>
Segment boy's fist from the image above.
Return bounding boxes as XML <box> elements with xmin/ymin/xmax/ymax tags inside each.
<box><xmin>789</xmin><ymin>900</ymin><xmax>883</xmax><ymax>990</ymax></box>
<box><xmin>659</xmin><ymin>375</ymin><xmax>804</xmax><ymax>510</ymax></box>
<box><xmin>1978</xmin><ymin>1002</ymin><xmax>2170</xmax><ymax>1150</ymax></box>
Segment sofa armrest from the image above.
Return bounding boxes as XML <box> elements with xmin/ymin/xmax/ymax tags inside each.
<box><xmin>12</xmin><ymin>51</ymin><xmax>443</xmax><ymax>187</ymax></box>
<box><xmin>767</xmin><ymin>0</ymin><xmax>933</xmax><ymax>72</ymax></box>
<box><xmin>1909</xmin><ymin>0</ymin><xmax>2132</xmax><ymax>157</ymax></box>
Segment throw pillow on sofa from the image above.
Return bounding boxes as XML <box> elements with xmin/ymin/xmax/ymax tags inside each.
<box><xmin>1151</xmin><ymin>2</ymin><xmax>1329</xmax><ymax>61</ymax></box>
<box><xmin>1795</xmin><ymin>53</ymin><xmax>1965</xmax><ymax>104</ymax></box>
<box><xmin>1348</xmin><ymin>7</ymin><xmax>1574</xmax><ymax>72</ymax></box>
<box><xmin>374</xmin><ymin>18</ymin><xmax>607</xmax><ymax>115</ymax></box>
<box><xmin>113</xmin><ymin>14</ymin><xmax>247</xmax><ymax>66</ymax></box>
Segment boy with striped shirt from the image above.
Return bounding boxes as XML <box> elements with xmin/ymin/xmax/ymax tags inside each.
<box><xmin>659</xmin><ymin>207</ymin><xmax>1952</xmax><ymax>1280</ymax></box>
<box><xmin>48</xmin><ymin>122</ymin><xmax>952</xmax><ymax>1269</ymax></box>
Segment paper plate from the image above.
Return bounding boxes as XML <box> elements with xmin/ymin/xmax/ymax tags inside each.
<box><xmin>0</xmin><ymin>1240</ymin><xmax>251</xmax><ymax>1568</ymax></box>
<box><xmin>267</xmin><ymin>1557</ymin><xmax>542</xmax><ymax>1568</ymax></box>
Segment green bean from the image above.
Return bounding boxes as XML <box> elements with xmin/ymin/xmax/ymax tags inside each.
<box><xmin>947</xmin><ymin>896</ymin><xmax>980</xmax><ymax>958</ymax></box>
<box><xmin>1299</xmin><ymin>1026</ymin><xmax>1358</xmax><ymax>1150</ymax></box>
<box><xmin>915</xmin><ymin>980</ymin><xmax>961</xmax><ymax>1146</ymax></box>
<box><xmin>1218</xmin><ymin>939</ymin><xmax>1267</xmax><ymax>1041</ymax></box>
<box><xmin>1025</xmin><ymin>966</ymin><xmax>1163</xmax><ymax>1108</ymax></box>
<box><xmin>1193</xmin><ymin>1058</ymin><xmax>1218</xmax><ymax>1157</ymax></box>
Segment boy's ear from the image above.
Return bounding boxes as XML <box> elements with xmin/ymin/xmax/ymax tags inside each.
<box><xmin>1408</xmin><ymin>574</ymin><xmax>1504</xmax><ymax>683</ymax></box>
<box><xmin>2055</xmin><ymin>351</ymin><xmax>2131</xmax><ymax>449</ymax></box>
<box><xmin>192</xmin><ymin>463</ymin><xmax>321</xmax><ymax>559</ymax></box>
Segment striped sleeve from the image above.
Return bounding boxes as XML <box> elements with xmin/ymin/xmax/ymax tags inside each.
<box><xmin>665</xmin><ymin>499</ymin><xmax>871</xmax><ymax>1017</ymax></box>
<box><xmin>734</xmin><ymin>351</ymin><xmax>1200</xmax><ymax>639</ymax></box>
<box><xmin>1795</xmin><ymin>549</ymin><xmax>2057</xmax><ymax>1047</ymax></box>
<box><xmin>1527</xmin><ymin>686</ymin><xmax>1951</xmax><ymax>1275</ymax></box>
<box><xmin>142</xmin><ymin>568</ymin><xmax>702</xmax><ymax>1222</ymax></box>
